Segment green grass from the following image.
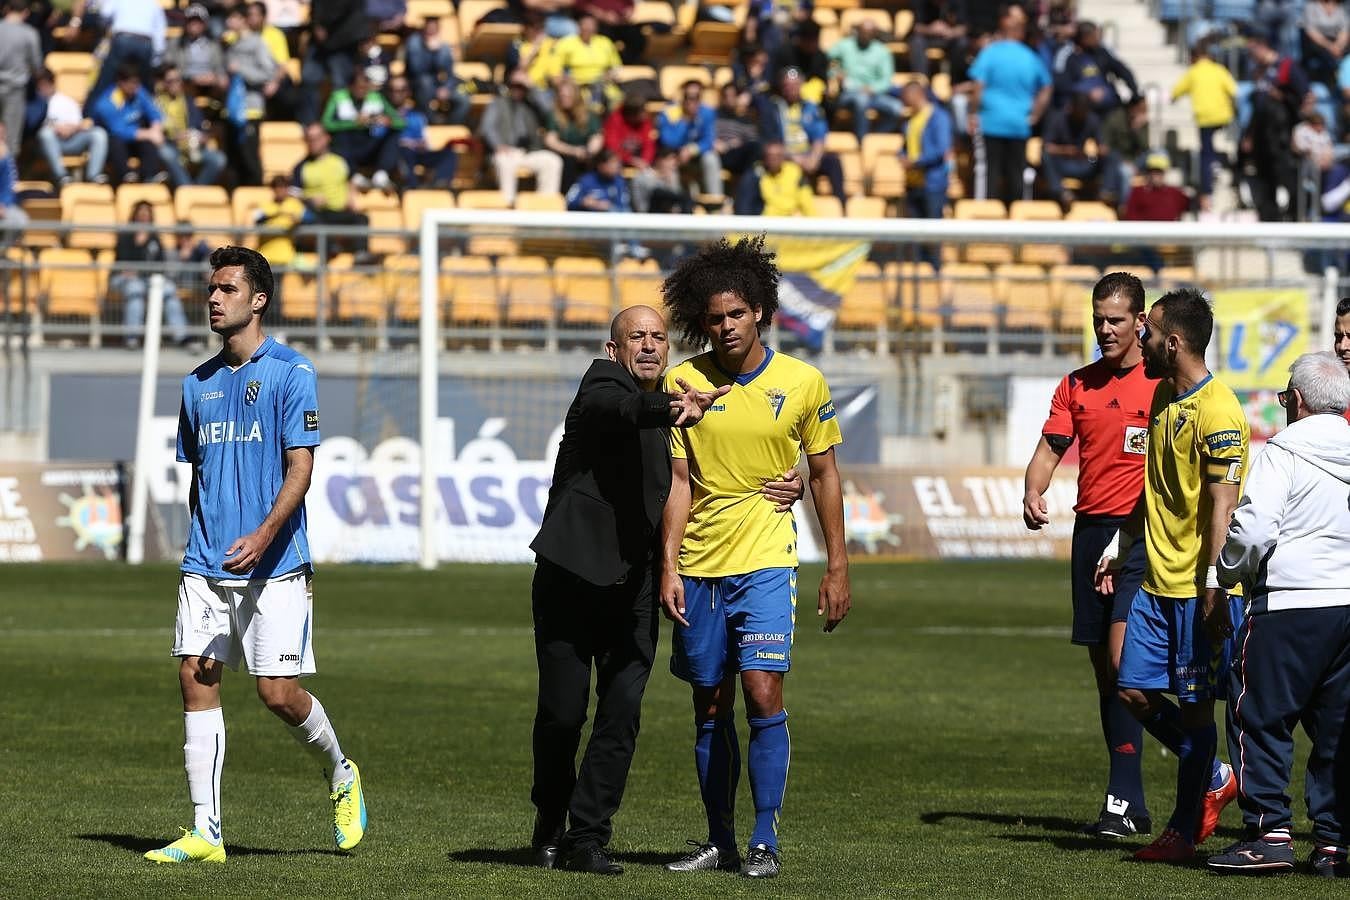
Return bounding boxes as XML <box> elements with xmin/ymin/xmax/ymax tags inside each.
<box><xmin>0</xmin><ymin>561</ymin><xmax>1337</xmax><ymax>898</ymax></box>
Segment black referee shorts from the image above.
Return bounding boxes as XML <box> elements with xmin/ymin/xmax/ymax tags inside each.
<box><xmin>1069</xmin><ymin>514</ymin><xmax>1146</xmax><ymax>646</ymax></box>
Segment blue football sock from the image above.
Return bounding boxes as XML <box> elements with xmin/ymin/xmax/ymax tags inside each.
<box><xmin>694</xmin><ymin>716</ymin><xmax>739</xmax><ymax>852</ymax></box>
<box><xmin>747</xmin><ymin>710</ymin><xmax>790</xmax><ymax>853</ymax></box>
<box><xmin>1101</xmin><ymin>693</ymin><xmax>1147</xmax><ymax>816</ymax></box>
<box><xmin>1168</xmin><ymin>721</ymin><xmax>1216</xmax><ymax>838</ymax></box>
<box><xmin>1142</xmin><ymin>698</ymin><xmax>1226</xmax><ymax>788</ymax></box>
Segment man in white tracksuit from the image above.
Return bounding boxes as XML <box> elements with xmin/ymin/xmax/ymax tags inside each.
<box><xmin>1207</xmin><ymin>351</ymin><xmax>1350</xmax><ymax>879</ymax></box>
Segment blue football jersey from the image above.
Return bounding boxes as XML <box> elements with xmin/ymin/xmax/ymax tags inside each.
<box><xmin>177</xmin><ymin>337</ymin><xmax>321</xmax><ymax>580</ymax></box>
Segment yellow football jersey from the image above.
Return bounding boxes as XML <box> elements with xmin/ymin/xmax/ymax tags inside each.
<box><xmin>666</xmin><ymin>348</ymin><xmax>843</xmax><ymax>577</ymax></box>
<box><xmin>1142</xmin><ymin>374</ymin><xmax>1248</xmax><ymax>598</ymax></box>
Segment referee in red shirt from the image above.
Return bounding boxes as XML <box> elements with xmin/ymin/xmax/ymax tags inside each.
<box><xmin>1022</xmin><ymin>272</ymin><xmax>1158</xmax><ymax>837</ymax></box>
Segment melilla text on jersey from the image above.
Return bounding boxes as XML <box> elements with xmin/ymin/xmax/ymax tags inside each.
<box><xmin>197</xmin><ymin>420</ymin><xmax>264</xmax><ymax>445</ymax></box>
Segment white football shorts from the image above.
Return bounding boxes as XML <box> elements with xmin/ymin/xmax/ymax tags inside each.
<box><xmin>172</xmin><ymin>570</ymin><xmax>317</xmax><ymax>677</ymax></box>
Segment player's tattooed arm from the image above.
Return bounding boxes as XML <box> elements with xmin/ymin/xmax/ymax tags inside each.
<box><xmin>223</xmin><ymin>446</ymin><xmax>314</xmax><ymax>574</ymax></box>
<box><xmin>1023</xmin><ymin>435</ymin><xmax>1069</xmax><ymax>530</ymax></box>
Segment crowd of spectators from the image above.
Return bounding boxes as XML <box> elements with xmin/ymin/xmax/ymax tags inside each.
<box><xmin>2</xmin><ymin>0</ymin><xmax>1349</xmax><ymax>282</ymax></box>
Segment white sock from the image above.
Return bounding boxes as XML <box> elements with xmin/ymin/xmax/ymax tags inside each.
<box><xmin>184</xmin><ymin>708</ymin><xmax>224</xmax><ymax>844</ymax></box>
<box><xmin>289</xmin><ymin>693</ymin><xmax>352</xmax><ymax>790</ymax></box>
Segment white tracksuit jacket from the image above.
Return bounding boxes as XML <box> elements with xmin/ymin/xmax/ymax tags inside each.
<box><xmin>1217</xmin><ymin>412</ymin><xmax>1350</xmax><ymax>615</ymax></box>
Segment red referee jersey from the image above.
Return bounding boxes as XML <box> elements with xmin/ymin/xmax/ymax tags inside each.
<box><xmin>1042</xmin><ymin>359</ymin><xmax>1160</xmax><ymax>516</ymax></box>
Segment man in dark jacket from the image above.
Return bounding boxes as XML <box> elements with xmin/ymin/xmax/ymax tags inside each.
<box><xmin>299</xmin><ymin>0</ymin><xmax>369</xmax><ymax>123</ymax></box>
<box><xmin>1053</xmin><ymin>20</ymin><xmax>1139</xmax><ymax>115</ymax></box>
<box><xmin>529</xmin><ymin>305</ymin><xmax>800</xmax><ymax>876</ymax></box>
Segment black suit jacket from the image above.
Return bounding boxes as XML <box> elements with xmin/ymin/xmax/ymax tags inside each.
<box><xmin>530</xmin><ymin>359</ymin><xmax>673</xmax><ymax>587</ymax></box>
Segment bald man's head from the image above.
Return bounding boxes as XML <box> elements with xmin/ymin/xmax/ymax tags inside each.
<box><xmin>607</xmin><ymin>305</ymin><xmax>670</xmax><ymax>389</ymax></box>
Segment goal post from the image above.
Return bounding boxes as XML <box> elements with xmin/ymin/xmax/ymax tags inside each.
<box><xmin>413</xmin><ymin>209</ymin><xmax>1348</xmax><ymax>570</ymax></box>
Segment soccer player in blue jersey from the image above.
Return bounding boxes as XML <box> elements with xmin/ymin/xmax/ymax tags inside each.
<box><xmin>145</xmin><ymin>246</ymin><xmax>366</xmax><ymax>864</ymax></box>
<box><xmin>658</xmin><ymin>236</ymin><xmax>851</xmax><ymax>879</ymax></box>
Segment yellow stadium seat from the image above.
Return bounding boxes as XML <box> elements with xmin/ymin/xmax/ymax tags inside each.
<box><xmin>353</xmin><ymin>189</ymin><xmax>400</xmax><ymax>213</ymax></box>
<box><xmin>930</xmin><ymin>72</ymin><xmax>952</xmax><ymax>102</ymax></box>
<box><xmin>556</xmin><ymin>256</ymin><xmax>612</xmax><ymax>326</ymax></box>
<box><xmin>365</xmin><ymin>206</ymin><xmax>408</xmax><ymax>257</ymax></box>
<box><xmin>59</xmin><ymin>182</ymin><xmax>113</xmax><ymax>218</ymax></box>
<box><xmin>403</xmin><ymin>188</ymin><xmax>456</xmax><ymax>232</ymax></box>
<box><xmin>836</xmin><ymin>261</ymin><xmax>889</xmax><ymax>329</ymax></box>
<box><xmin>813</xmin><ymin>196</ymin><xmax>843</xmax><ymax>219</ymax></box>
<box><xmin>825</xmin><ymin>131</ymin><xmax>859</xmax><ymax>156</ymax></box>
<box><xmin>894</xmin><ymin>9</ymin><xmax>915</xmax><ymax>39</ymax></box>
<box><xmin>839</xmin><ymin>8</ymin><xmax>892</xmax><ymax>34</ymax></box>
<box><xmin>47</xmin><ymin>51</ymin><xmax>94</xmax><ymax>103</ymax></box>
<box><xmin>846</xmin><ymin>196</ymin><xmax>886</xmax><ymax>219</ymax></box>
<box><xmin>861</xmin><ymin>133</ymin><xmax>903</xmax><ymax>176</ymax></box>
<box><xmin>839</xmin><ymin>150</ymin><xmax>865</xmax><ymax>197</ymax></box>
<box><xmin>260</xmin><ymin>121</ymin><xmax>306</xmax><ymax>181</ymax></box>
<box><xmin>1065</xmin><ymin>200</ymin><xmax>1117</xmax><ymax>222</ymax></box>
<box><xmin>443</xmin><ymin>256</ymin><xmax>499</xmax><ymax>324</ymax></box>
<box><xmin>1</xmin><ymin>246</ymin><xmax>37</xmax><ymax>312</ymax></box>
<box><xmin>953</xmin><ymin>199</ymin><xmax>1013</xmax><ymax>265</ymax></box>
<box><xmin>1049</xmin><ymin>264</ymin><xmax>1102</xmax><ymax>320</ymax></box>
<box><xmin>231</xmin><ymin>186</ymin><xmax>272</xmax><ymax>249</ymax></box>
<box><xmin>502</xmin><ymin>256</ymin><xmax>555</xmax><ymax>325</ymax></box>
<box><xmin>173</xmin><ymin>185</ymin><xmax>230</xmax><ymax>222</ymax></box>
<box><xmin>114</xmin><ymin>182</ymin><xmax>173</xmax><ymax>226</ymax></box>
<box><xmin>887</xmin><ymin>260</ymin><xmax>943</xmax><ymax>329</ymax></box>
<box><xmin>996</xmin><ymin>263</ymin><xmax>1055</xmax><ymax>330</ymax></box>
<box><xmin>515</xmin><ymin>191</ymin><xmax>566</xmax><ymax>212</ymax></box>
<box><xmin>65</xmin><ymin>199</ymin><xmax>118</xmax><ymax>251</ymax></box>
<box><xmin>659</xmin><ymin>65</ymin><xmax>712</xmax><ymax>100</ymax></box>
<box><xmin>405</xmin><ymin>0</ymin><xmax>454</xmax><ymax>28</ymax></box>
<box><xmin>636</xmin><ymin>2</ymin><xmax>685</xmax><ymax>60</ymax></box>
<box><xmin>387</xmin><ymin>254</ymin><xmax>424</xmax><ymax>321</ymax></box>
<box><xmin>456</xmin><ymin>190</ymin><xmax>516</xmax><ymax>256</ymax></box>
<box><xmin>614</xmin><ymin>257</ymin><xmax>661</xmax><ymax>310</ymax></box>
<box><xmin>183</xmin><ymin>201</ymin><xmax>236</xmax><ymax>248</ymax></box>
<box><xmin>1157</xmin><ymin>266</ymin><xmax>1197</xmax><ymax>288</ymax></box>
<box><xmin>38</xmin><ymin>247</ymin><xmax>101</xmax><ymax>319</ymax></box>
<box><xmin>1008</xmin><ymin>199</ymin><xmax>1068</xmax><ymax>265</ymax></box>
<box><xmin>940</xmin><ymin>262</ymin><xmax>998</xmax><ymax>329</ymax></box>
<box><xmin>337</xmin><ymin>270</ymin><xmax>388</xmax><ymax>323</ymax></box>
<box><xmin>279</xmin><ymin>270</ymin><xmax>319</xmax><ymax>321</ymax></box>
<box><xmin>616</xmin><ymin>64</ymin><xmax>658</xmax><ymax>87</ymax></box>
<box><xmin>686</xmin><ymin>22</ymin><xmax>739</xmax><ymax>65</ymax></box>
<box><xmin>870</xmin><ymin>155</ymin><xmax>905</xmax><ymax>199</ymax></box>
<box><xmin>22</xmin><ymin>197</ymin><xmax>62</xmax><ymax>248</ymax></box>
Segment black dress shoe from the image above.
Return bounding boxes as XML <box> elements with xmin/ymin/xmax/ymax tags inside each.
<box><xmin>533</xmin><ymin>843</ymin><xmax>561</xmax><ymax>869</ymax></box>
<box><xmin>531</xmin><ymin>814</ymin><xmax>564</xmax><ymax>869</ymax></box>
<box><xmin>562</xmin><ymin>844</ymin><xmax>623</xmax><ymax>875</ymax></box>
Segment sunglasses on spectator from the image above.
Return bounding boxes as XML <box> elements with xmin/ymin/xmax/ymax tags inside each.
<box><xmin>1277</xmin><ymin>389</ymin><xmax>1296</xmax><ymax>408</ymax></box>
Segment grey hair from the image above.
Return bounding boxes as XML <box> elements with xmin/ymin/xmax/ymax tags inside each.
<box><xmin>1289</xmin><ymin>351</ymin><xmax>1350</xmax><ymax>414</ymax></box>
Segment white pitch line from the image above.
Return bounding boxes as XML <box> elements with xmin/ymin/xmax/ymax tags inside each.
<box><xmin>0</xmin><ymin>625</ymin><xmax>1064</xmax><ymax>640</ymax></box>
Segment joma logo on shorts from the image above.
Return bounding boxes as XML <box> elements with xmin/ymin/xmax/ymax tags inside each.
<box><xmin>278</xmin><ymin>653</ymin><xmax>300</xmax><ymax>662</ymax></box>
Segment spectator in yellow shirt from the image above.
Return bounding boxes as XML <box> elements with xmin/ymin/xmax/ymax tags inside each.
<box><xmin>253</xmin><ymin>174</ymin><xmax>309</xmax><ymax>269</ymax></box>
<box><xmin>550</xmin><ymin>13</ymin><xmax>620</xmax><ymax>105</ymax></box>
<box><xmin>1171</xmin><ymin>37</ymin><xmax>1237</xmax><ymax>209</ymax></box>
<box><xmin>733</xmin><ymin>140</ymin><xmax>816</xmax><ymax>217</ymax></box>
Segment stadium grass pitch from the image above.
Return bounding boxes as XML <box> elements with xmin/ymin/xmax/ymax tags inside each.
<box><xmin>0</xmin><ymin>561</ymin><xmax>1337</xmax><ymax>898</ymax></box>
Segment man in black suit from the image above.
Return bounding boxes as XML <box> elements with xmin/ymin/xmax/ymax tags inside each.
<box><xmin>528</xmin><ymin>305</ymin><xmax>800</xmax><ymax>875</ymax></box>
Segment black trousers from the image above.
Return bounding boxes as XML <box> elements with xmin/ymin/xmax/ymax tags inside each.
<box><xmin>982</xmin><ymin>136</ymin><xmax>1026</xmax><ymax>207</ymax></box>
<box><xmin>531</xmin><ymin>558</ymin><xmax>658</xmax><ymax>849</ymax></box>
<box><xmin>1226</xmin><ymin>606</ymin><xmax>1350</xmax><ymax>842</ymax></box>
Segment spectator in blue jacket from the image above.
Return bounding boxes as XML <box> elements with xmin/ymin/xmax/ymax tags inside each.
<box><xmin>91</xmin><ymin>65</ymin><xmax>168</xmax><ymax>184</ymax></box>
<box><xmin>899</xmin><ymin>82</ymin><xmax>952</xmax><ymax>218</ymax></box>
<box><xmin>657</xmin><ymin>79</ymin><xmax>722</xmax><ymax>199</ymax></box>
<box><xmin>566</xmin><ymin>148</ymin><xmax>632</xmax><ymax>212</ymax></box>
<box><xmin>1052</xmin><ymin>20</ymin><xmax>1139</xmax><ymax>115</ymax></box>
<box><xmin>405</xmin><ymin>17</ymin><xmax>469</xmax><ymax>125</ymax></box>
<box><xmin>387</xmin><ymin>75</ymin><xmax>457</xmax><ymax>188</ymax></box>
<box><xmin>898</xmin><ymin>82</ymin><xmax>951</xmax><ymax>268</ymax></box>
<box><xmin>757</xmin><ymin>67</ymin><xmax>846</xmax><ymax>204</ymax></box>
<box><xmin>968</xmin><ymin>4</ymin><xmax>1052</xmax><ymax>206</ymax></box>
